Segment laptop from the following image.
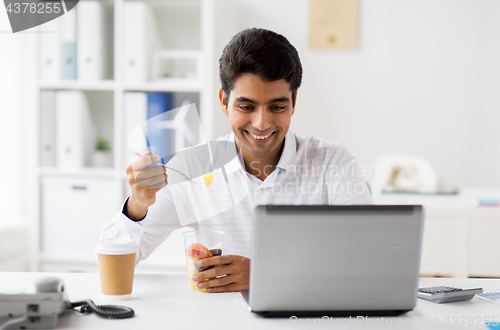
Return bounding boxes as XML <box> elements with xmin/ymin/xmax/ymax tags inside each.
<box><xmin>244</xmin><ymin>205</ymin><xmax>424</xmax><ymax>317</ymax></box>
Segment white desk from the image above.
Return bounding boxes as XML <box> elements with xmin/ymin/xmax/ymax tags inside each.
<box><xmin>1</xmin><ymin>272</ymin><xmax>500</xmax><ymax>329</ymax></box>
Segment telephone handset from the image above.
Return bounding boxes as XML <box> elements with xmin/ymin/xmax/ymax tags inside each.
<box><xmin>0</xmin><ymin>277</ymin><xmax>134</xmax><ymax>329</ymax></box>
<box><xmin>35</xmin><ymin>276</ymin><xmax>66</xmax><ymax>294</ymax></box>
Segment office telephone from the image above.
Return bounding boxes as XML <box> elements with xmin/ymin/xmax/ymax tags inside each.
<box><xmin>0</xmin><ymin>277</ymin><xmax>134</xmax><ymax>329</ymax></box>
<box><xmin>374</xmin><ymin>154</ymin><xmax>458</xmax><ymax>194</ymax></box>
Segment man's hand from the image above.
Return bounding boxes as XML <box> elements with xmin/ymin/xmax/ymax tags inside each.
<box><xmin>192</xmin><ymin>255</ymin><xmax>250</xmax><ymax>293</ymax></box>
<box><xmin>125</xmin><ymin>151</ymin><xmax>167</xmax><ymax>220</ymax></box>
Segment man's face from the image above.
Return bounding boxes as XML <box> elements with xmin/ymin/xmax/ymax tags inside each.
<box><xmin>220</xmin><ymin>73</ymin><xmax>295</xmax><ymax>161</ymax></box>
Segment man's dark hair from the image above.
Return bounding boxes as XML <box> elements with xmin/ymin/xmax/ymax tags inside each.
<box><xmin>219</xmin><ymin>28</ymin><xmax>302</xmax><ymax>107</ymax></box>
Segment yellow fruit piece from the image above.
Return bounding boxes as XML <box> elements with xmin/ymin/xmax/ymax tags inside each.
<box><xmin>203</xmin><ymin>173</ymin><xmax>214</xmax><ymax>188</ymax></box>
<box><xmin>187</xmin><ymin>257</ymin><xmax>210</xmax><ymax>292</ymax></box>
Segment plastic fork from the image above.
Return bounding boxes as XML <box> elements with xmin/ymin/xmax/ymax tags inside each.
<box><xmin>133</xmin><ymin>151</ymin><xmax>209</xmax><ymax>185</ymax></box>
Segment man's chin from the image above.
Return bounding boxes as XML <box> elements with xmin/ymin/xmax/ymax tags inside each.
<box><xmin>244</xmin><ymin>143</ymin><xmax>277</xmax><ymax>158</ymax></box>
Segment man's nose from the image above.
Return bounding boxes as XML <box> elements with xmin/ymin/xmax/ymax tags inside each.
<box><xmin>252</xmin><ymin>107</ymin><xmax>271</xmax><ymax>131</ymax></box>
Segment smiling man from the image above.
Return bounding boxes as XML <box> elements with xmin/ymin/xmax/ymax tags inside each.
<box><xmin>221</xmin><ymin>74</ymin><xmax>293</xmax><ymax>181</ymax></box>
<box><xmin>100</xmin><ymin>28</ymin><xmax>373</xmax><ymax>293</ymax></box>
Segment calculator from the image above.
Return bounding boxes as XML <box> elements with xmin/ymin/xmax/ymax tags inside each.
<box><xmin>417</xmin><ymin>286</ymin><xmax>483</xmax><ymax>303</ymax></box>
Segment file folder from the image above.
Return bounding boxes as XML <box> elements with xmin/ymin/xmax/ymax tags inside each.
<box><xmin>39</xmin><ymin>18</ymin><xmax>61</xmax><ymax>81</ymax></box>
<box><xmin>55</xmin><ymin>91</ymin><xmax>95</xmax><ymax>168</ymax></box>
<box><xmin>60</xmin><ymin>8</ymin><xmax>77</xmax><ymax>80</ymax></box>
<box><xmin>147</xmin><ymin>93</ymin><xmax>174</xmax><ymax>164</ymax></box>
<box><xmin>124</xmin><ymin>1</ymin><xmax>160</xmax><ymax>81</ymax></box>
<box><xmin>77</xmin><ymin>1</ymin><xmax>109</xmax><ymax>80</ymax></box>
<box><xmin>40</xmin><ymin>90</ymin><xmax>56</xmax><ymax>167</ymax></box>
<box><xmin>123</xmin><ymin>92</ymin><xmax>148</xmax><ymax>168</ymax></box>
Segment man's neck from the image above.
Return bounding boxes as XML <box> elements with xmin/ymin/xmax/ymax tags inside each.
<box><xmin>240</xmin><ymin>141</ymin><xmax>284</xmax><ymax>181</ymax></box>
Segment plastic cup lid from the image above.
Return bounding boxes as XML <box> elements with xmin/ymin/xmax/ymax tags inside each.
<box><xmin>95</xmin><ymin>236</ymin><xmax>138</xmax><ymax>255</ymax></box>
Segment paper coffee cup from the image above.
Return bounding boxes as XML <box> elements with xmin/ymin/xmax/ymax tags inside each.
<box><xmin>95</xmin><ymin>237</ymin><xmax>138</xmax><ymax>301</ymax></box>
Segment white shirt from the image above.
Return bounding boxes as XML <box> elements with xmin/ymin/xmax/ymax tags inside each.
<box><xmin>100</xmin><ymin>131</ymin><xmax>374</xmax><ymax>262</ymax></box>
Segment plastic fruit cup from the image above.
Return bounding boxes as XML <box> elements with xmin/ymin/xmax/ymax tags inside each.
<box><xmin>183</xmin><ymin>230</ymin><xmax>223</xmax><ymax>292</ymax></box>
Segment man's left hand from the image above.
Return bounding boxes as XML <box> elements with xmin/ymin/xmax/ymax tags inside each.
<box><xmin>192</xmin><ymin>255</ymin><xmax>250</xmax><ymax>293</ymax></box>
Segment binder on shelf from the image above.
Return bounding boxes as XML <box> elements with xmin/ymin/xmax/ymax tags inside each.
<box><xmin>153</xmin><ymin>99</ymin><xmax>201</xmax><ymax>152</ymax></box>
<box><xmin>77</xmin><ymin>1</ymin><xmax>110</xmax><ymax>81</ymax></box>
<box><xmin>40</xmin><ymin>90</ymin><xmax>56</xmax><ymax>167</ymax></box>
<box><xmin>123</xmin><ymin>1</ymin><xmax>161</xmax><ymax>82</ymax></box>
<box><xmin>39</xmin><ymin>18</ymin><xmax>61</xmax><ymax>81</ymax></box>
<box><xmin>55</xmin><ymin>91</ymin><xmax>95</xmax><ymax>169</ymax></box>
<box><xmin>123</xmin><ymin>92</ymin><xmax>148</xmax><ymax>168</ymax></box>
<box><xmin>147</xmin><ymin>93</ymin><xmax>174</xmax><ymax>164</ymax></box>
<box><xmin>60</xmin><ymin>8</ymin><xmax>77</xmax><ymax>80</ymax></box>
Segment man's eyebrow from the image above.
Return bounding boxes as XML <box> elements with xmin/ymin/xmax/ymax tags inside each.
<box><xmin>234</xmin><ymin>96</ymin><xmax>290</xmax><ymax>104</ymax></box>
<box><xmin>268</xmin><ymin>97</ymin><xmax>290</xmax><ymax>104</ymax></box>
<box><xmin>235</xmin><ymin>97</ymin><xmax>256</xmax><ymax>104</ymax></box>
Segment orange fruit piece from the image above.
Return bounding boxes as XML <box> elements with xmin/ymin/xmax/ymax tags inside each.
<box><xmin>185</xmin><ymin>243</ymin><xmax>213</xmax><ymax>258</ymax></box>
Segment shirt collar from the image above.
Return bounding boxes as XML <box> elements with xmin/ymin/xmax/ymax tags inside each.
<box><xmin>223</xmin><ymin>133</ymin><xmax>245</xmax><ymax>175</ymax></box>
<box><xmin>276</xmin><ymin>130</ymin><xmax>297</xmax><ymax>172</ymax></box>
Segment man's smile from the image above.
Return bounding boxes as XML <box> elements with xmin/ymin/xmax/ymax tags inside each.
<box><xmin>244</xmin><ymin>130</ymin><xmax>277</xmax><ymax>144</ymax></box>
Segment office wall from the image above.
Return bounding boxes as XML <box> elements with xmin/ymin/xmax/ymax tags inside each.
<box><xmin>0</xmin><ymin>11</ymin><xmax>20</xmax><ymax>229</ymax></box>
<box><xmin>0</xmin><ymin>9</ymin><xmax>36</xmax><ymax>269</ymax></box>
<box><xmin>0</xmin><ymin>10</ymin><xmax>36</xmax><ymax>229</ymax></box>
<box><xmin>212</xmin><ymin>0</ymin><xmax>500</xmax><ymax>188</ymax></box>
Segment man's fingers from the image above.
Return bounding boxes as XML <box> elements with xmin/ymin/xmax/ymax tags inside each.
<box><xmin>193</xmin><ymin>264</ymin><xmax>232</xmax><ymax>281</ymax></box>
<box><xmin>136</xmin><ymin>174</ymin><xmax>167</xmax><ymax>188</ymax></box>
<box><xmin>206</xmin><ymin>283</ymin><xmax>242</xmax><ymax>293</ymax></box>
<box><xmin>144</xmin><ymin>181</ymin><xmax>166</xmax><ymax>189</ymax></box>
<box><xmin>132</xmin><ymin>154</ymin><xmax>161</xmax><ymax>171</ymax></box>
<box><xmin>134</xmin><ymin>165</ymin><xmax>165</xmax><ymax>180</ymax></box>
<box><xmin>133</xmin><ymin>166</ymin><xmax>166</xmax><ymax>188</ymax></box>
<box><xmin>193</xmin><ymin>255</ymin><xmax>250</xmax><ymax>292</ymax></box>
<box><xmin>197</xmin><ymin>255</ymin><xmax>233</xmax><ymax>268</ymax></box>
<box><xmin>196</xmin><ymin>275</ymin><xmax>233</xmax><ymax>290</ymax></box>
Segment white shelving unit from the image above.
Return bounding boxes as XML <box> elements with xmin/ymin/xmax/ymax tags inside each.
<box><xmin>38</xmin><ymin>167</ymin><xmax>116</xmax><ymax>179</ymax></box>
<box><xmin>32</xmin><ymin>0</ymin><xmax>218</xmax><ymax>272</ymax></box>
<box><xmin>39</xmin><ymin>81</ymin><xmax>116</xmax><ymax>91</ymax></box>
<box><xmin>123</xmin><ymin>81</ymin><xmax>203</xmax><ymax>93</ymax></box>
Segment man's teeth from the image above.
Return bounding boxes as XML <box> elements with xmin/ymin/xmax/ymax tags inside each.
<box><xmin>249</xmin><ymin>132</ymin><xmax>273</xmax><ymax>140</ymax></box>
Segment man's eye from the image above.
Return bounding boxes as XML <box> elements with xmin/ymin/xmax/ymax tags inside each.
<box><xmin>238</xmin><ymin>105</ymin><xmax>253</xmax><ymax>111</ymax></box>
<box><xmin>271</xmin><ymin>106</ymin><xmax>286</xmax><ymax>111</ymax></box>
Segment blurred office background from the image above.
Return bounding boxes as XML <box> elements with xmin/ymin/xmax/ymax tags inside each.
<box><xmin>0</xmin><ymin>0</ymin><xmax>499</xmax><ymax>277</ymax></box>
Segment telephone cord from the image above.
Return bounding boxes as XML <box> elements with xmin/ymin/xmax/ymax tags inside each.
<box><xmin>70</xmin><ymin>299</ymin><xmax>134</xmax><ymax>319</ymax></box>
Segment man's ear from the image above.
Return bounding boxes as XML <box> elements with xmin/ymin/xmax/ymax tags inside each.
<box><xmin>291</xmin><ymin>91</ymin><xmax>297</xmax><ymax>116</ymax></box>
<box><xmin>219</xmin><ymin>89</ymin><xmax>229</xmax><ymax>117</ymax></box>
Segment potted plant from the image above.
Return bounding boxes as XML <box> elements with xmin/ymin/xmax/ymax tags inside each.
<box><xmin>92</xmin><ymin>137</ymin><xmax>113</xmax><ymax>168</ymax></box>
